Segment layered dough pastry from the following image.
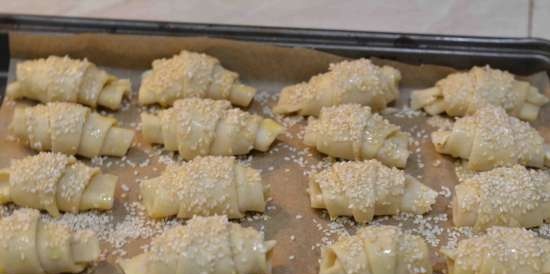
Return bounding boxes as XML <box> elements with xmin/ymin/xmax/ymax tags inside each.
<box><xmin>0</xmin><ymin>152</ymin><xmax>117</xmax><ymax>217</ymax></box>
<box><xmin>118</xmin><ymin>215</ymin><xmax>276</xmax><ymax>274</ymax></box>
<box><xmin>320</xmin><ymin>225</ymin><xmax>432</xmax><ymax>274</ymax></box>
<box><xmin>139</xmin><ymin>50</ymin><xmax>256</xmax><ymax>107</ymax></box>
<box><xmin>7</xmin><ymin>56</ymin><xmax>131</xmax><ymax>110</ymax></box>
<box><xmin>274</xmin><ymin>59</ymin><xmax>401</xmax><ymax>116</ymax></box>
<box><xmin>10</xmin><ymin>102</ymin><xmax>135</xmax><ymax>158</ymax></box>
<box><xmin>432</xmin><ymin>105</ymin><xmax>550</xmax><ymax>171</ymax></box>
<box><xmin>141</xmin><ymin>98</ymin><xmax>284</xmax><ymax>160</ymax></box>
<box><xmin>309</xmin><ymin>160</ymin><xmax>437</xmax><ymax>223</ymax></box>
<box><xmin>304</xmin><ymin>104</ymin><xmax>410</xmax><ymax>168</ymax></box>
<box><xmin>411</xmin><ymin>66</ymin><xmax>548</xmax><ymax>121</ymax></box>
<box><xmin>453</xmin><ymin>165</ymin><xmax>550</xmax><ymax>231</ymax></box>
<box><xmin>0</xmin><ymin>208</ymin><xmax>100</xmax><ymax>274</ymax></box>
<box><xmin>442</xmin><ymin>227</ymin><xmax>550</xmax><ymax>274</ymax></box>
<box><xmin>140</xmin><ymin>156</ymin><xmax>266</xmax><ymax>219</ymax></box>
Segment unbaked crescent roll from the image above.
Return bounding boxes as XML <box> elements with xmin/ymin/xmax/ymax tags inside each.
<box><xmin>138</xmin><ymin>50</ymin><xmax>256</xmax><ymax>107</ymax></box>
<box><xmin>0</xmin><ymin>208</ymin><xmax>100</xmax><ymax>274</ymax></box>
<box><xmin>118</xmin><ymin>215</ymin><xmax>276</xmax><ymax>274</ymax></box>
<box><xmin>10</xmin><ymin>102</ymin><xmax>135</xmax><ymax>158</ymax></box>
<box><xmin>309</xmin><ymin>160</ymin><xmax>437</xmax><ymax>223</ymax></box>
<box><xmin>0</xmin><ymin>152</ymin><xmax>117</xmax><ymax>217</ymax></box>
<box><xmin>442</xmin><ymin>227</ymin><xmax>550</xmax><ymax>274</ymax></box>
<box><xmin>452</xmin><ymin>165</ymin><xmax>550</xmax><ymax>231</ymax></box>
<box><xmin>274</xmin><ymin>58</ymin><xmax>401</xmax><ymax>116</ymax></box>
<box><xmin>432</xmin><ymin>105</ymin><xmax>550</xmax><ymax>171</ymax></box>
<box><xmin>141</xmin><ymin>98</ymin><xmax>284</xmax><ymax>160</ymax></box>
<box><xmin>411</xmin><ymin>66</ymin><xmax>548</xmax><ymax>121</ymax></box>
<box><xmin>7</xmin><ymin>56</ymin><xmax>131</xmax><ymax>110</ymax></box>
<box><xmin>304</xmin><ymin>104</ymin><xmax>410</xmax><ymax>168</ymax></box>
<box><xmin>140</xmin><ymin>156</ymin><xmax>266</xmax><ymax>219</ymax></box>
<box><xmin>320</xmin><ymin>225</ymin><xmax>432</xmax><ymax>274</ymax></box>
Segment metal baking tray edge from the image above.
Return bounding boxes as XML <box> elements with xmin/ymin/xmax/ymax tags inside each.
<box><xmin>0</xmin><ymin>13</ymin><xmax>549</xmax><ymax>103</ymax></box>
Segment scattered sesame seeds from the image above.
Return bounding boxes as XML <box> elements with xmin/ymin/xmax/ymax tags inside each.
<box><xmin>439</xmin><ymin>186</ymin><xmax>452</xmax><ymax>198</ymax></box>
<box><xmin>426</xmin><ymin>115</ymin><xmax>453</xmax><ymax>130</ymax></box>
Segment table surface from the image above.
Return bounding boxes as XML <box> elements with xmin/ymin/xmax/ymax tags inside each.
<box><xmin>0</xmin><ymin>0</ymin><xmax>548</xmax><ymax>39</ymax></box>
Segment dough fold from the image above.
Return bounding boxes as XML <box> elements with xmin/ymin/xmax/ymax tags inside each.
<box><xmin>0</xmin><ymin>208</ymin><xmax>100</xmax><ymax>274</ymax></box>
<box><xmin>118</xmin><ymin>215</ymin><xmax>276</xmax><ymax>274</ymax></box>
<box><xmin>442</xmin><ymin>227</ymin><xmax>550</xmax><ymax>274</ymax></box>
<box><xmin>320</xmin><ymin>225</ymin><xmax>432</xmax><ymax>274</ymax></box>
<box><xmin>274</xmin><ymin>59</ymin><xmax>401</xmax><ymax>116</ymax></box>
<box><xmin>10</xmin><ymin>102</ymin><xmax>135</xmax><ymax>158</ymax></box>
<box><xmin>140</xmin><ymin>156</ymin><xmax>266</xmax><ymax>219</ymax></box>
<box><xmin>452</xmin><ymin>165</ymin><xmax>550</xmax><ymax>231</ymax></box>
<box><xmin>309</xmin><ymin>160</ymin><xmax>437</xmax><ymax>223</ymax></box>
<box><xmin>0</xmin><ymin>152</ymin><xmax>117</xmax><ymax>217</ymax></box>
<box><xmin>411</xmin><ymin>66</ymin><xmax>548</xmax><ymax>121</ymax></box>
<box><xmin>304</xmin><ymin>104</ymin><xmax>410</xmax><ymax>168</ymax></box>
<box><xmin>138</xmin><ymin>50</ymin><xmax>256</xmax><ymax>107</ymax></box>
<box><xmin>7</xmin><ymin>56</ymin><xmax>131</xmax><ymax>110</ymax></box>
<box><xmin>432</xmin><ymin>105</ymin><xmax>550</xmax><ymax>171</ymax></box>
<box><xmin>141</xmin><ymin>98</ymin><xmax>284</xmax><ymax>159</ymax></box>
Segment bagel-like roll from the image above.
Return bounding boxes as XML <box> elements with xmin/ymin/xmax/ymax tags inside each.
<box><xmin>10</xmin><ymin>102</ymin><xmax>135</xmax><ymax>158</ymax></box>
<box><xmin>411</xmin><ymin>66</ymin><xmax>548</xmax><ymax>121</ymax></box>
<box><xmin>0</xmin><ymin>208</ymin><xmax>100</xmax><ymax>274</ymax></box>
<box><xmin>141</xmin><ymin>98</ymin><xmax>284</xmax><ymax>160</ymax></box>
<box><xmin>304</xmin><ymin>104</ymin><xmax>410</xmax><ymax>168</ymax></box>
<box><xmin>118</xmin><ymin>215</ymin><xmax>276</xmax><ymax>274</ymax></box>
<box><xmin>140</xmin><ymin>156</ymin><xmax>266</xmax><ymax>219</ymax></box>
<box><xmin>442</xmin><ymin>227</ymin><xmax>550</xmax><ymax>274</ymax></box>
<box><xmin>309</xmin><ymin>160</ymin><xmax>437</xmax><ymax>223</ymax></box>
<box><xmin>452</xmin><ymin>165</ymin><xmax>550</xmax><ymax>231</ymax></box>
<box><xmin>432</xmin><ymin>105</ymin><xmax>550</xmax><ymax>171</ymax></box>
<box><xmin>7</xmin><ymin>56</ymin><xmax>131</xmax><ymax>110</ymax></box>
<box><xmin>274</xmin><ymin>59</ymin><xmax>401</xmax><ymax>116</ymax></box>
<box><xmin>0</xmin><ymin>152</ymin><xmax>117</xmax><ymax>217</ymax></box>
<box><xmin>320</xmin><ymin>225</ymin><xmax>432</xmax><ymax>274</ymax></box>
<box><xmin>138</xmin><ymin>50</ymin><xmax>256</xmax><ymax>107</ymax></box>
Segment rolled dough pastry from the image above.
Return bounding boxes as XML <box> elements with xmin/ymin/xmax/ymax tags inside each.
<box><xmin>118</xmin><ymin>215</ymin><xmax>276</xmax><ymax>274</ymax></box>
<box><xmin>320</xmin><ymin>225</ymin><xmax>432</xmax><ymax>274</ymax></box>
<box><xmin>7</xmin><ymin>56</ymin><xmax>131</xmax><ymax>110</ymax></box>
<box><xmin>452</xmin><ymin>165</ymin><xmax>550</xmax><ymax>231</ymax></box>
<box><xmin>0</xmin><ymin>208</ymin><xmax>100</xmax><ymax>274</ymax></box>
<box><xmin>442</xmin><ymin>227</ymin><xmax>550</xmax><ymax>274</ymax></box>
<box><xmin>138</xmin><ymin>50</ymin><xmax>256</xmax><ymax>107</ymax></box>
<box><xmin>141</xmin><ymin>98</ymin><xmax>284</xmax><ymax>160</ymax></box>
<box><xmin>140</xmin><ymin>156</ymin><xmax>266</xmax><ymax>219</ymax></box>
<box><xmin>309</xmin><ymin>160</ymin><xmax>437</xmax><ymax>223</ymax></box>
<box><xmin>10</xmin><ymin>102</ymin><xmax>135</xmax><ymax>158</ymax></box>
<box><xmin>274</xmin><ymin>58</ymin><xmax>401</xmax><ymax>116</ymax></box>
<box><xmin>304</xmin><ymin>104</ymin><xmax>410</xmax><ymax>168</ymax></box>
<box><xmin>411</xmin><ymin>66</ymin><xmax>548</xmax><ymax>121</ymax></box>
<box><xmin>432</xmin><ymin>105</ymin><xmax>550</xmax><ymax>171</ymax></box>
<box><xmin>0</xmin><ymin>152</ymin><xmax>117</xmax><ymax>217</ymax></box>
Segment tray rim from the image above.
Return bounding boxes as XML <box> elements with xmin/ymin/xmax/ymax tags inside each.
<box><xmin>0</xmin><ymin>13</ymin><xmax>549</xmax><ymax>56</ymax></box>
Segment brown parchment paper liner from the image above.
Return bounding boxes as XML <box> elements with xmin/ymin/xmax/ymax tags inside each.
<box><xmin>1</xmin><ymin>32</ymin><xmax>550</xmax><ymax>274</ymax></box>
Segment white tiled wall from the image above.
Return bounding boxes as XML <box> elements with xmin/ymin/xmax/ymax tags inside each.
<box><xmin>533</xmin><ymin>0</ymin><xmax>550</xmax><ymax>39</ymax></box>
<box><xmin>0</xmin><ymin>0</ymin><xmax>547</xmax><ymax>39</ymax></box>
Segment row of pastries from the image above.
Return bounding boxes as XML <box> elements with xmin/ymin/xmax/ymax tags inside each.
<box><xmin>0</xmin><ymin>50</ymin><xmax>549</xmax><ymax>274</ymax></box>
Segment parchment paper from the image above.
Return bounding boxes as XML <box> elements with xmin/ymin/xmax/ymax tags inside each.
<box><xmin>1</xmin><ymin>32</ymin><xmax>549</xmax><ymax>274</ymax></box>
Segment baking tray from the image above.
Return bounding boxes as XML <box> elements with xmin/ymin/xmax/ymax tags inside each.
<box><xmin>0</xmin><ymin>14</ymin><xmax>550</xmax><ymax>274</ymax></box>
